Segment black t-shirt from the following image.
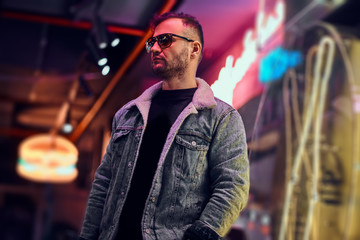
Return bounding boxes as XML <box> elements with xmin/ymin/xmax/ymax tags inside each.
<box><xmin>116</xmin><ymin>87</ymin><xmax>197</xmax><ymax>240</ymax></box>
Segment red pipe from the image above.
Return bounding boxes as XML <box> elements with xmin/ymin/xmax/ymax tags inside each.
<box><xmin>1</xmin><ymin>10</ymin><xmax>145</xmax><ymax>36</ymax></box>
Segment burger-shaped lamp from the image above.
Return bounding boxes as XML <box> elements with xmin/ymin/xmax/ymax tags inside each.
<box><xmin>17</xmin><ymin>134</ymin><xmax>78</xmax><ymax>183</ymax></box>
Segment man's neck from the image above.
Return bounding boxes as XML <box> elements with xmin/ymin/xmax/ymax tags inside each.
<box><xmin>161</xmin><ymin>75</ymin><xmax>197</xmax><ymax>90</ymax></box>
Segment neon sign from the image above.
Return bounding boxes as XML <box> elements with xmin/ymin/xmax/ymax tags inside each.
<box><xmin>259</xmin><ymin>46</ymin><xmax>302</xmax><ymax>83</ymax></box>
<box><xmin>211</xmin><ymin>0</ymin><xmax>285</xmax><ymax>108</ymax></box>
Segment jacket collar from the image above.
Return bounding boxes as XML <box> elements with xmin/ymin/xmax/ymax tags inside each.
<box><xmin>124</xmin><ymin>78</ymin><xmax>217</xmax><ymax>111</ymax></box>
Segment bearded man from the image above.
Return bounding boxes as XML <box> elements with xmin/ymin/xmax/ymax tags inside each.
<box><xmin>80</xmin><ymin>12</ymin><xmax>249</xmax><ymax>240</ymax></box>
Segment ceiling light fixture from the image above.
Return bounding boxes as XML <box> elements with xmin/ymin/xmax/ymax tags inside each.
<box><xmin>94</xmin><ymin>15</ymin><xmax>108</xmax><ymax>49</ymax></box>
<box><xmin>108</xmin><ymin>32</ymin><xmax>120</xmax><ymax>47</ymax></box>
<box><xmin>86</xmin><ymin>37</ymin><xmax>108</xmax><ymax>66</ymax></box>
<box><xmin>101</xmin><ymin>65</ymin><xmax>110</xmax><ymax>76</ymax></box>
<box><xmin>17</xmin><ymin>134</ymin><xmax>78</xmax><ymax>183</ymax></box>
<box><xmin>62</xmin><ymin>111</ymin><xmax>74</xmax><ymax>134</ymax></box>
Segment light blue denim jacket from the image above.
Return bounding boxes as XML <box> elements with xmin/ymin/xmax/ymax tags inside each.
<box><xmin>80</xmin><ymin>78</ymin><xmax>249</xmax><ymax>240</ymax></box>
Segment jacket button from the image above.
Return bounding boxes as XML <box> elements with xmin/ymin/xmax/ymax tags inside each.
<box><xmin>145</xmin><ymin>229</ymin><xmax>150</xmax><ymax>234</ymax></box>
<box><xmin>191</xmin><ymin>141</ymin><xmax>196</xmax><ymax>146</ymax></box>
<box><xmin>151</xmin><ymin>197</ymin><xmax>155</xmax><ymax>202</ymax></box>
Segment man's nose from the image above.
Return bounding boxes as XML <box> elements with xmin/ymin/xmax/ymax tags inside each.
<box><xmin>151</xmin><ymin>41</ymin><xmax>162</xmax><ymax>53</ymax></box>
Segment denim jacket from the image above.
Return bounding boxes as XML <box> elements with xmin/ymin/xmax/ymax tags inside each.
<box><xmin>80</xmin><ymin>78</ymin><xmax>249</xmax><ymax>240</ymax></box>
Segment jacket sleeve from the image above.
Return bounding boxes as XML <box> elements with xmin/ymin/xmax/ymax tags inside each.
<box><xmin>185</xmin><ymin>108</ymin><xmax>249</xmax><ymax>239</ymax></box>
<box><xmin>79</xmin><ymin>118</ymin><xmax>116</xmax><ymax>240</ymax></box>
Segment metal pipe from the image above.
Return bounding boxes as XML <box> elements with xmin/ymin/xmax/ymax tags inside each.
<box><xmin>0</xmin><ymin>10</ymin><xmax>145</xmax><ymax>36</ymax></box>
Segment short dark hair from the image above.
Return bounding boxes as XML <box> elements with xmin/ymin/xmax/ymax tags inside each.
<box><xmin>150</xmin><ymin>12</ymin><xmax>204</xmax><ymax>52</ymax></box>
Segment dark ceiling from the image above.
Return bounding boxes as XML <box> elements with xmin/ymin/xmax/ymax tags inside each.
<box><xmin>0</xmin><ymin>0</ymin><xmax>176</xmax><ymax>137</ymax></box>
<box><xmin>0</xmin><ymin>0</ymin><xmax>166</xmax><ymax>74</ymax></box>
<box><xmin>0</xmin><ymin>0</ymin><xmax>187</xmax><ymax>186</ymax></box>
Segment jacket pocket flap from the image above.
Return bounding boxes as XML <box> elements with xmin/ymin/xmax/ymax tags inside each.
<box><xmin>175</xmin><ymin>134</ymin><xmax>210</xmax><ymax>151</ymax></box>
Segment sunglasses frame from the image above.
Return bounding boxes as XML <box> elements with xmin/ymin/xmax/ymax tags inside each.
<box><xmin>145</xmin><ymin>33</ymin><xmax>194</xmax><ymax>53</ymax></box>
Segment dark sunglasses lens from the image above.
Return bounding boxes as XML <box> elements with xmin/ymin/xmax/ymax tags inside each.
<box><xmin>145</xmin><ymin>34</ymin><xmax>173</xmax><ymax>53</ymax></box>
<box><xmin>158</xmin><ymin>34</ymin><xmax>172</xmax><ymax>48</ymax></box>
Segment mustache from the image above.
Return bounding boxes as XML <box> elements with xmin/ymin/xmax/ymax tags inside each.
<box><xmin>151</xmin><ymin>52</ymin><xmax>164</xmax><ymax>60</ymax></box>
<box><xmin>152</xmin><ymin>56</ymin><xmax>165</xmax><ymax>62</ymax></box>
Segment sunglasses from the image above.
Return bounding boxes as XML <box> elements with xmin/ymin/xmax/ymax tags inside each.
<box><xmin>145</xmin><ymin>33</ymin><xmax>194</xmax><ymax>53</ymax></box>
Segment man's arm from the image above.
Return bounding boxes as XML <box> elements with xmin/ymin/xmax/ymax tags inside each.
<box><xmin>184</xmin><ymin>109</ymin><xmax>250</xmax><ymax>240</ymax></box>
<box><xmin>79</xmin><ymin>119</ymin><xmax>116</xmax><ymax>240</ymax></box>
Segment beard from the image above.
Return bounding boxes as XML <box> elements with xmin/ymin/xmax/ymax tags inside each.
<box><xmin>152</xmin><ymin>48</ymin><xmax>189</xmax><ymax>79</ymax></box>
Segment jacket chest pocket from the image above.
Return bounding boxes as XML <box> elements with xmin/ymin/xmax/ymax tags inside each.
<box><xmin>174</xmin><ymin>133</ymin><xmax>210</xmax><ymax>181</ymax></box>
<box><xmin>111</xmin><ymin>127</ymin><xmax>142</xmax><ymax>166</ymax></box>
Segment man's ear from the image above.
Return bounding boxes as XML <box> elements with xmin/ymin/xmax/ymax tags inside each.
<box><xmin>191</xmin><ymin>41</ymin><xmax>202</xmax><ymax>59</ymax></box>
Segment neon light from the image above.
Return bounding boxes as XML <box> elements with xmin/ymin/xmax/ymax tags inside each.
<box><xmin>259</xmin><ymin>47</ymin><xmax>302</xmax><ymax>83</ymax></box>
<box><xmin>211</xmin><ymin>0</ymin><xmax>285</xmax><ymax>107</ymax></box>
<box><xmin>256</xmin><ymin>1</ymin><xmax>285</xmax><ymax>48</ymax></box>
<box><xmin>211</xmin><ymin>30</ymin><xmax>257</xmax><ymax>105</ymax></box>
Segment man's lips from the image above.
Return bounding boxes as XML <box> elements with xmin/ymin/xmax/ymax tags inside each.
<box><xmin>152</xmin><ymin>55</ymin><xmax>164</xmax><ymax>62</ymax></box>
<box><xmin>152</xmin><ymin>57</ymin><xmax>164</xmax><ymax>62</ymax></box>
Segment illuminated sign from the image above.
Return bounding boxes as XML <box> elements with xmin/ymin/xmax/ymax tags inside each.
<box><xmin>211</xmin><ymin>0</ymin><xmax>285</xmax><ymax>108</ymax></box>
<box><xmin>211</xmin><ymin>30</ymin><xmax>258</xmax><ymax>105</ymax></box>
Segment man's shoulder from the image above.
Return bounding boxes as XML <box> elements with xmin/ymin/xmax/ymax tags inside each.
<box><xmin>112</xmin><ymin>100</ymin><xmax>139</xmax><ymax>123</ymax></box>
<box><xmin>213</xmin><ymin>97</ymin><xmax>239</xmax><ymax>116</ymax></box>
<box><xmin>214</xmin><ymin>97</ymin><xmax>234</xmax><ymax>109</ymax></box>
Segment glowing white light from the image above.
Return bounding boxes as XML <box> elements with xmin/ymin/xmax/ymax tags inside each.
<box><xmin>62</xmin><ymin>123</ymin><xmax>73</xmax><ymax>134</ymax></box>
<box><xmin>98</xmin><ymin>57</ymin><xmax>108</xmax><ymax>66</ymax></box>
<box><xmin>99</xmin><ymin>42</ymin><xmax>107</xmax><ymax>49</ymax></box>
<box><xmin>102</xmin><ymin>65</ymin><xmax>110</xmax><ymax>76</ymax></box>
<box><xmin>111</xmin><ymin>38</ymin><xmax>120</xmax><ymax>47</ymax></box>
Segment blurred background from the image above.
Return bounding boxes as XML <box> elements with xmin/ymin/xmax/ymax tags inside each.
<box><xmin>0</xmin><ymin>0</ymin><xmax>360</xmax><ymax>239</ymax></box>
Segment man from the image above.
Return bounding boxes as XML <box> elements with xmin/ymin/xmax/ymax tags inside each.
<box><xmin>80</xmin><ymin>12</ymin><xmax>249</xmax><ymax>240</ymax></box>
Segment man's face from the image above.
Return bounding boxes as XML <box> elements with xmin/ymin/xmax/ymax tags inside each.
<box><xmin>150</xmin><ymin>18</ymin><xmax>191</xmax><ymax>79</ymax></box>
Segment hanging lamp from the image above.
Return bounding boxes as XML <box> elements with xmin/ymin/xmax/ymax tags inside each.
<box><xmin>17</xmin><ymin>134</ymin><xmax>78</xmax><ymax>183</ymax></box>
